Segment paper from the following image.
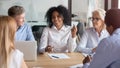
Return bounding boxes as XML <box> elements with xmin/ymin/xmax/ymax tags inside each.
<box><xmin>48</xmin><ymin>53</ymin><xmax>70</xmax><ymax>59</ymax></box>
<box><xmin>69</xmin><ymin>64</ymin><xmax>83</xmax><ymax>68</ymax></box>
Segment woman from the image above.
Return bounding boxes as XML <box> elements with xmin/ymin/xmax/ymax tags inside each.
<box><xmin>77</xmin><ymin>9</ymin><xmax>109</xmax><ymax>54</ymax></box>
<box><xmin>0</xmin><ymin>16</ymin><xmax>27</xmax><ymax>68</ymax></box>
<box><xmin>39</xmin><ymin>5</ymin><xmax>77</xmax><ymax>53</ymax></box>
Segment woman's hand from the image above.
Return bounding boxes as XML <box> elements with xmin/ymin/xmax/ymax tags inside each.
<box><xmin>71</xmin><ymin>25</ymin><xmax>77</xmax><ymax>38</ymax></box>
<box><xmin>45</xmin><ymin>45</ymin><xmax>53</xmax><ymax>53</ymax></box>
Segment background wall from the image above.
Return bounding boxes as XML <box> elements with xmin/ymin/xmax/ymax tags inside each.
<box><xmin>71</xmin><ymin>0</ymin><xmax>104</xmax><ymax>28</ymax></box>
<box><xmin>72</xmin><ymin>0</ymin><xmax>104</xmax><ymax>22</ymax></box>
<box><xmin>0</xmin><ymin>0</ymin><xmax>68</xmax><ymax>25</ymax></box>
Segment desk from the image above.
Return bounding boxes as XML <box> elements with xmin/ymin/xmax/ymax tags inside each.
<box><xmin>26</xmin><ymin>52</ymin><xmax>84</xmax><ymax>68</ymax></box>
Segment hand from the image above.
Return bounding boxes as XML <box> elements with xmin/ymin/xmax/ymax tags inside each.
<box><xmin>92</xmin><ymin>47</ymin><xmax>97</xmax><ymax>53</ymax></box>
<box><xmin>83</xmin><ymin>55</ymin><xmax>92</xmax><ymax>64</ymax></box>
<box><xmin>71</xmin><ymin>25</ymin><xmax>77</xmax><ymax>38</ymax></box>
<box><xmin>45</xmin><ymin>45</ymin><xmax>53</xmax><ymax>53</ymax></box>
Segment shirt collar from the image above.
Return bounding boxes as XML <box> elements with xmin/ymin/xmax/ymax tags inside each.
<box><xmin>52</xmin><ymin>25</ymin><xmax>66</xmax><ymax>31</ymax></box>
<box><xmin>92</xmin><ymin>28</ymin><xmax>107</xmax><ymax>36</ymax></box>
<box><xmin>17</xmin><ymin>23</ymin><xmax>25</xmax><ymax>31</ymax></box>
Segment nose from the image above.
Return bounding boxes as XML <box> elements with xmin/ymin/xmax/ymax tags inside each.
<box><xmin>92</xmin><ymin>19</ymin><xmax>97</xmax><ymax>23</ymax></box>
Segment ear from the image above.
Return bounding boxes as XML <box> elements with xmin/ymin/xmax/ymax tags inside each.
<box><xmin>106</xmin><ymin>25</ymin><xmax>114</xmax><ymax>35</ymax></box>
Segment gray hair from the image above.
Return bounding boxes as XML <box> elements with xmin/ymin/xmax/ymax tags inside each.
<box><xmin>93</xmin><ymin>8</ymin><xmax>106</xmax><ymax>21</ymax></box>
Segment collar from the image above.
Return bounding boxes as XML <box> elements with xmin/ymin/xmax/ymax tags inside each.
<box><xmin>92</xmin><ymin>27</ymin><xmax>106</xmax><ymax>36</ymax></box>
<box><xmin>52</xmin><ymin>25</ymin><xmax>66</xmax><ymax>31</ymax></box>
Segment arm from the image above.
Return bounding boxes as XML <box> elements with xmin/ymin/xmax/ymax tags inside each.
<box><xmin>77</xmin><ymin>31</ymin><xmax>93</xmax><ymax>54</ymax></box>
<box><xmin>39</xmin><ymin>27</ymin><xmax>49</xmax><ymax>53</ymax></box>
<box><xmin>26</xmin><ymin>25</ymin><xmax>35</xmax><ymax>41</ymax></box>
<box><xmin>67</xmin><ymin>35</ymin><xmax>77</xmax><ymax>52</ymax></box>
<box><xmin>87</xmin><ymin>39</ymin><xmax>111</xmax><ymax>68</ymax></box>
<box><xmin>21</xmin><ymin>59</ymin><xmax>28</xmax><ymax>68</ymax></box>
<box><xmin>67</xmin><ymin>26</ymin><xmax>77</xmax><ymax>52</ymax></box>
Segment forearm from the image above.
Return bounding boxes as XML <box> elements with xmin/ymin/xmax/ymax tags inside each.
<box><xmin>68</xmin><ymin>36</ymin><xmax>77</xmax><ymax>52</ymax></box>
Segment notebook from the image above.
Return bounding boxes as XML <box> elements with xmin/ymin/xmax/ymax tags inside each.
<box><xmin>15</xmin><ymin>41</ymin><xmax>37</xmax><ymax>61</ymax></box>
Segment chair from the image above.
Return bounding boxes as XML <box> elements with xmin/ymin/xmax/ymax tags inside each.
<box><xmin>76</xmin><ymin>22</ymin><xmax>85</xmax><ymax>45</ymax></box>
<box><xmin>32</xmin><ymin>25</ymin><xmax>46</xmax><ymax>53</ymax></box>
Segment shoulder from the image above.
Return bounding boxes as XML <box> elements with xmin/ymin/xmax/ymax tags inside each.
<box><xmin>97</xmin><ymin>36</ymin><xmax>113</xmax><ymax>51</ymax></box>
<box><xmin>10</xmin><ymin>49</ymin><xmax>24</xmax><ymax>68</ymax></box>
<box><xmin>83</xmin><ymin>27</ymin><xmax>94</xmax><ymax>35</ymax></box>
<box><xmin>23</xmin><ymin>23</ymin><xmax>30</xmax><ymax>27</ymax></box>
<box><xmin>12</xmin><ymin>49</ymin><xmax>23</xmax><ymax>58</ymax></box>
<box><xmin>43</xmin><ymin>27</ymin><xmax>51</xmax><ymax>31</ymax></box>
<box><xmin>64</xmin><ymin>25</ymin><xmax>71</xmax><ymax>30</ymax></box>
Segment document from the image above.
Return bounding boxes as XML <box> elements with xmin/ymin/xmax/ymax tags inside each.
<box><xmin>48</xmin><ymin>53</ymin><xmax>70</xmax><ymax>59</ymax></box>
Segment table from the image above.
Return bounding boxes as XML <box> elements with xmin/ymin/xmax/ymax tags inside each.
<box><xmin>26</xmin><ymin>52</ymin><xmax>84</xmax><ymax>68</ymax></box>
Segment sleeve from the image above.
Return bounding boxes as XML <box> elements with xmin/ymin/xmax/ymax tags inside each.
<box><xmin>12</xmin><ymin>49</ymin><xmax>24</xmax><ymax>68</ymax></box>
<box><xmin>26</xmin><ymin>24</ymin><xmax>35</xmax><ymax>41</ymax></box>
<box><xmin>77</xmin><ymin>31</ymin><xmax>92</xmax><ymax>54</ymax></box>
<box><xmin>88</xmin><ymin>39</ymin><xmax>111</xmax><ymax>68</ymax></box>
<box><xmin>38</xmin><ymin>27</ymin><xmax>49</xmax><ymax>53</ymax></box>
<box><xmin>83</xmin><ymin>63</ymin><xmax>90</xmax><ymax>68</ymax></box>
<box><xmin>67</xmin><ymin>31</ymin><xmax>77</xmax><ymax>52</ymax></box>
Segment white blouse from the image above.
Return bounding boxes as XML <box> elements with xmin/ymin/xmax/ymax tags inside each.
<box><xmin>9</xmin><ymin>49</ymin><xmax>23</xmax><ymax>68</ymax></box>
<box><xmin>39</xmin><ymin>25</ymin><xmax>77</xmax><ymax>53</ymax></box>
<box><xmin>77</xmin><ymin>27</ymin><xmax>109</xmax><ymax>54</ymax></box>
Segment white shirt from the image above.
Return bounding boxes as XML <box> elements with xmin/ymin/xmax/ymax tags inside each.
<box><xmin>9</xmin><ymin>49</ymin><xmax>23</xmax><ymax>68</ymax></box>
<box><xmin>39</xmin><ymin>25</ymin><xmax>77</xmax><ymax>53</ymax></box>
<box><xmin>83</xmin><ymin>28</ymin><xmax>120</xmax><ymax>68</ymax></box>
<box><xmin>77</xmin><ymin>27</ymin><xmax>109</xmax><ymax>54</ymax></box>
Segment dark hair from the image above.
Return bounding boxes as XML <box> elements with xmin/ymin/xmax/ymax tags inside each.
<box><xmin>45</xmin><ymin>5</ymin><xmax>71</xmax><ymax>28</ymax></box>
<box><xmin>105</xmin><ymin>8</ymin><xmax>120</xmax><ymax>29</ymax></box>
<box><xmin>8</xmin><ymin>5</ymin><xmax>25</xmax><ymax>17</ymax></box>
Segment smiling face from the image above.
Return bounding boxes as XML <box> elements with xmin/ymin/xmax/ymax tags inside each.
<box><xmin>13</xmin><ymin>13</ymin><xmax>25</xmax><ymax>27</ymax></box>
<box><xmin>92</xmin><ymin>11</ymin><xmax>104</xmax><ymax>31</ymax></box>
<box><xmin>52</xmin><ymin>11</ymin><xmax>64</xmax><ymax>30</ymax></box>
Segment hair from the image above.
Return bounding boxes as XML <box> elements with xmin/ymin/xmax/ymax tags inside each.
<box><xmin>8</xmin><ymin>5</ymin><xmax>25</xmax><ymax>17</ymax></box>
<box><xmin>105</xmin><ymin>8</ymin><xmax>120</xmax><ymax>29</ymax></box>
<box><xmin>45</xmin><ymin>5</ymin><xmax>71</xmax><ymax>28</ymax></box>
<box><xmin>93</xmin><ymin>8</ymin><xmax>106</xmax><ymax>21</ymax></box>
<box><xmin>0</xmin><ymin>16</ymin><xmax>16</xmax><ymax>68</ymax></box>
<box><xmin>92</xmin><ymin>8</ymin><xmax>106</xmax><ymax>29</ymax></box>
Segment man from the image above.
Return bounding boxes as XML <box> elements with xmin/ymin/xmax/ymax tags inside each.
<box><xmin>8</xmin><ymin>5</ymin><xmax>35</xmax><ymax>41</ymax></box>
<box><xmin>83</xmin><ymin>9</ymin><xmax>120</xmax><ymax>68</ymax></box>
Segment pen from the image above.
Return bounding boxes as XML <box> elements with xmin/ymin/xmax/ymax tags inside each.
<box><xmin>52</xmin><ymin>55</ymin><xmax>59</xmax><ymax>58</ymax></box>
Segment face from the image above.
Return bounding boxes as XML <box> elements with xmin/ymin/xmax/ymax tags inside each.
<box><xmin>13</xmin><ymin>13</ymin><xmax>25</xmax><ymax>27</ymax></box>
<box><xmin>92</xmin><ymin>11</ymin><xmax>104</xmax><ymax>30</ymax></box>
<box><xmin>52</xmin><ymin>11</ymin><xmax>64</xmax><ymax>29</ymax></box>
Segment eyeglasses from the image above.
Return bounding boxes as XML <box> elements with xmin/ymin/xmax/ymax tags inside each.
<box><xmin>89</xmin><ymin>17</ymin><xmax>101</xmax><ymax>21</ymax></box>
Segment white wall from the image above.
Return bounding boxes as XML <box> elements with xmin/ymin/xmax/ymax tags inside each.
<box><xmin>72</xmin><ymin>0</ymin><xmax>105</xmax><ymax>28</ymax></box>
<box><xmin>0</xmin><ymin>0</ymin><xmax>68</xmax><ymax>23</ymax></box>
<box><xmin>119</xmin><ymin>0</ymin><xmax>120</xmax><ymax>8</ymax></box>
<box><xmin>72</xmin><ymin>0</ymin><xmax>88</xmax><ymax>21</ymax></box>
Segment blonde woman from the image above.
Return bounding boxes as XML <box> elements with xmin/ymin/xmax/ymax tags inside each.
<box><xmin>77</xmin><ymin>9</ymin><xmax>109</xmax><ymax>55</ymax></box>
<box><xmin>0</xmin><ymin>16</ymin><xmax>27</xmax><ymax>68</ymax></box>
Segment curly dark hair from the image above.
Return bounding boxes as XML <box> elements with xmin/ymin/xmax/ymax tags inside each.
<box><xmin>45</xmin><ymin>5</ymin><xmax>71</xmax><ymax>28</ymax></box>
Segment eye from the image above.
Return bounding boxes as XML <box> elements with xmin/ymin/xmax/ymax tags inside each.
<box><xmin>89</xmin><ymin>17</ymin><xmax>101</xmax><ymax>21</ymax></box>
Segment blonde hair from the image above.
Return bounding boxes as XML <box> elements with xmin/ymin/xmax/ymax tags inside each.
<box><xmin>0</xmin><ymin>16</ymin><xmax>16</xmax><ymax>68</ymax></box>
